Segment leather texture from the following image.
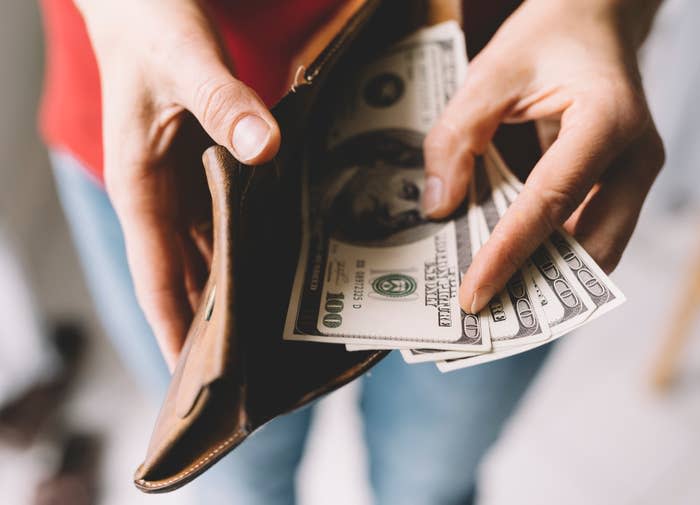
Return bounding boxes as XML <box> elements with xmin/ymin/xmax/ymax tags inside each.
<box><xmin>134</xmin><ymin>0</ymin><xmax>536</xmax><ymax>493</ymax></box>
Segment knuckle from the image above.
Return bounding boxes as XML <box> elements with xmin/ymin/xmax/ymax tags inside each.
<box><xmin>498</xmin><ymin>240</ymin><xmax>524</xmax><ymax>275</ymax></box>
<box><xmin>490</xmin><ymin>225</ymin><xmax>526</xmax><ymax>275</ymax></box>
<box><xmin>630</xmin><ymin>128</ymin><xmax>665</xmax><ymax>187</ymax></box>
<box><xmin>463</xmin><ymin>58</ymin><xmax>490</xmax><ymax>91</ymax></box>
<box><xmin>608</xmin><ymin>81</ymin><xmax>649</xmax><ymax>140</ymax></box>
<box><xmin>134</xmin><ymin>279</ymin><xmax>179</xmax><ymax>322</ymax></box>
<box><xmin>193</xmin><ymin>77</ymin><xmax>243</xmax><ymax>130</ymax></box>
<box><xmin>585</xmin><ymin>76</ymin><xmax>649</xmax><ymax>142</ymax></box>
<box><xmin>581</xmin><ymin>233</ymin><xmax>625</xmax><ymax>275</ymax></box>
<box><xmin>617</xmin><ymin>95</ymin><xmax>648</xmax><ymax>137</ymax></box>
<box><xmin>646</xmin><ymin>129</ymin><xmax>666</xmax><ymax>172</ymax></box>
<box><xmin>103</xmin><ymin>152</ymin><xmax>149</xmax><ymax>203</ymax></box>
<box><xmin>423</xmin><ymin>123</ymin><xmax>460</xmax><ymax>165</ymax></box>
<box><xmin>464</xmin><ymin>56</ymin><xmax>504</xmax><ymax>92</ymax></box>
<box><xmin>596</xmin><ymin>246</ymin><xmax>623</xmax><ymax>275</ymax></box>
<box><xmin>424</xmin><ymin>123</ymin><xmax>457</xmax><ymax>152</ymax></box>
<box><xmin>540</xmin><ymin>186</ymin><xmax>578</xmax><ymax>232</ymax></box>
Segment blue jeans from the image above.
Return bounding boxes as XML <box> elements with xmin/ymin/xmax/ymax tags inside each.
<box><xmin>51</xmin><ymin>150</ymin><xmax>551</xmax><ymax>505</ymax></box>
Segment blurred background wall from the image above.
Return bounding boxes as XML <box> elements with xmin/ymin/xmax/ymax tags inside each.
<box><xmin>0</xmin><ymin>3</ymin><xmax>166</xmax><ymax>504</ymax></box>
<box><xmin>0</xmin><ymin>0</ymin><xmax>91</xmax><ymax>320</ymax></box>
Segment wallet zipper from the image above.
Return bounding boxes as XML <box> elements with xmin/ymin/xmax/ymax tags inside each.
<box><xmin>302</xmin><ymin>0</ymin><xmax>381</xmax><ymax>84</ymax></box>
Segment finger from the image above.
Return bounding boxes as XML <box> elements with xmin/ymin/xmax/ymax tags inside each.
<box><xmin>422</xmin><ymin>58</ymin><xmax>522</xmax><ymax>218</ymax></box>
<box><xmin>102</xmin><ymin>89</ymin><xmax>193</xmax><ymax>370</ymax></box>
<box><xmin>113</xmin><ymin>170</ymin><xmax>193</xmax><ymax>370</ymax></box>
<box><xmin>174</xmin><ymin>41</ymin><xmax>281</xmax><ymax>165</ymax></box>
<box><xmin>460</xmin><ymin>101</ymin><xmax>639</xmax><ymax>313</ymax></box>
<box><xmin>564</xmin><ymin>128</ymin><xmax>664</xmax><ymax>272</ymax></box>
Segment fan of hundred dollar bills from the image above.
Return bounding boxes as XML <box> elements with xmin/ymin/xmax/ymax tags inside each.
<box><xmin>282</xmin><ymin>21</ymin><xmax>625</xmax><ymax>372</ymax></box>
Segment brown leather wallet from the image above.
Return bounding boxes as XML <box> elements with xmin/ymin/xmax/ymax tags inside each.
<box><xmin>134</xmin><ymin>0</ymin><xmax>537</xmax><ymax>493</ymax></box>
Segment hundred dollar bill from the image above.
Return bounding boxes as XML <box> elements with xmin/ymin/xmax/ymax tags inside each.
<box><xmin>546</xmin><ymin>232</ymin><xmax>626</xmax><ymax>322</ymax></box>
<box><xmin>435</xmin><ymin>177</ymin><xmax>549</xmax><ymax>371</ymax></box>
<box><xmin>404</xmin><ymin>152</ymin><xmax>567</xmax><ymax>364</ymax></box>
<box><xmin>437</xmin><ymin>337</ymin><xmax>544</xmax><ymax>372</ymax></box>
<box><xmin>283</xmin><ymin>22</ymin><xmax>490</xmax><ymax>351</ymax></box>
<box><xmin>483</xmin><ymin>155</ymin><xmax>596</xmax><ymax>335</ymax></box>
<box><xmin>473</xmin><ymin>161</ymin><xmax>551</xmax><ymax>348</ymax></box>
<box><xmin>435</xmin><ymin>193</ymin><xmax>547</xmax><ymax>372</ymax></box>
<box><xmin>402</xmin><ymin>159</ymin><xmax>548</xmax><ymax>364</ymax></box>
<box><xmin>436</xmin><ymin>146</ymin><xmax>626</xmax><ymax>372</ymax></box>
<box><xmin>326</xmin><ymin>21</ymin><xmax>467</xmax><ymax>151</ymax></box>
<box><xmin>484</xmin><ymin>145</ymin><xmax>624</xmax><ymax>324</ymax></box>
<box><xmin>401</xmin><ymin>346</ymin><xmax>480</xmax><ymax>363</ymax></box>
<box><xmin>401</xmin><ymin>158</ymin><xmax>532</xmax><ymax>364</ymax></box>
<box><xmin>400</xmin><ymin>191</ymin><xmax>490</xmax><ymax>363</ymax></box>
<box><xmin>318</xmin><ymin>222</ymin><xmax>463</xmax><ymax>342</ymax></box>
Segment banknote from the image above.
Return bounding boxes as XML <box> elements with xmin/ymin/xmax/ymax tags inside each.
<box><xmin>283</xmin><ymin>21</ymin><xmax>491</xmax><ymax>351</ymax></box>
<box><xmin>483</xmin><ymin>158</ymin><xmax>596</xmax><ymax>336</ymax></box>
<box><xmin>400</xmin><ymin>184</ymin><xmax>490</xmax><ymax>363</ymax></box>
<box><xmin>473</xmin><ymin>162</ymin><xmax>551</xmax><ymax>348</ymax></box>
<box><xmin>432</xmin><ymin>163</ymin><xmax>551</xmax><ymax>370</ymax></box>
<box><xmin>484</xmin><ymin>146</ymin><xmax>625</xmax><ymax>325</ymax></box>
<box><xmin>436</xmin><ymin>148</ymin><xmax>626</xmax><ymax>372</ymax></box>
<box><xmin>280</xmin><ymin>20</ymin><xmax>625</xmax><ymax>371</ymax></box>
<box><xmin>402</xmin><ymin>159</ymin><xmax>550</xmax><ymax>364</ymax></box>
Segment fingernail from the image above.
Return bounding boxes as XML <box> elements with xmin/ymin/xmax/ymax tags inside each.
<box><xmin>232</xmin><ymin>115</ymin><xmax>271</xmax><ymax>162</ymax></box>
<box><xmin>422</xmin><ymin>176</ymin><xmax>444</xmax><ymax>215</ymax></box>
<box><xmin>470</xmin><ymin>286</ymin><xmax>494</xmax><ymax>314</ymax></box>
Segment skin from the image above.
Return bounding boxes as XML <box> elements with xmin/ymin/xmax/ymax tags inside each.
<box><xmin>422</xmin><ymin>0</ymin><xmax>665</xmax><ymax>313</ymax></box>
<box><xmin>75</xmin><ymin>0</ymin><xmax>281</xmax><ymax>368</ymax></box>
<box><xmin>74</xmin><ymin>0</ymin><xmax>664</xmax><ymax>369</ymax></box>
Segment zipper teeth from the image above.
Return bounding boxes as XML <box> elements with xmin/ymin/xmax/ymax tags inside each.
<box><xmin>304</xmin><ymin>0</ymin><xmax>381</xmax><ymax>83</ymax></box>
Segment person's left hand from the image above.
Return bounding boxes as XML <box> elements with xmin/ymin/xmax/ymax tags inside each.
<box><xmin>75</xmin><ymin>0</ymin><xmax>281</xmax><ymax>369</ymax></box>
<box><xmin>422</xmin><ymin>0</ymin><xmax>665</xmax><ymax>313</ymax></box>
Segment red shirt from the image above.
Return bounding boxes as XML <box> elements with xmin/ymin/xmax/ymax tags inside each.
<box><xmin>38</xmin><ymin>0</ymin><xmax>346</xmax><ymax>181</ymax></box>
<box><xmin>39</xmin><ymin>1</ymin><xmax>514</xmax><ymax>182</ymax></box>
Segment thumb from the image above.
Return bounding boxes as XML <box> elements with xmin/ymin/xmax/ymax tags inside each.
<box><xmin>176</xmin><ymin>48</ymin><xmax>281</xmax><ymax>165</ymax></box>
<box><xmin>422</xmin><ymin>59</ymin><xmax>519</xmax><ymax>218</ymax></box>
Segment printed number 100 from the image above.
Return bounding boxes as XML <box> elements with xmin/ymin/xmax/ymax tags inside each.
<box><xmin>322</xmin><ymin>292</ymin><xmax>344</xmax><ymax>328</ymax></box>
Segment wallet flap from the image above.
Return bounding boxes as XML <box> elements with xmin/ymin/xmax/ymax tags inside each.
<box><xmin>135</xmin><ymin>146</ymin><xmax>246</xmax><ymax>490</ymax></box>
<box><xmin>174</xmin><ymin>146</ymin><xmax>238</xmax><ymax>418</ymax></box>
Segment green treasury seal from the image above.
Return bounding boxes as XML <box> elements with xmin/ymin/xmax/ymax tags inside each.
<box><xmin>371</xmin><ymin>274</ymin><xmax>417</xmax><ymax>298</ymax></box>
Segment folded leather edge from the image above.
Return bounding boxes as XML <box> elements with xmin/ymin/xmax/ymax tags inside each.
<box><xmin>133</xmin><ymin>352</ymin><xmax>388</xmax><ymax>493</ymax></box>
<box><xmin>133</xmin><ymin>146</ymin><xmax>245</xmax><ymax>492</ymax></box>
<box><xmin>134</xmin><ymin>425</ymin><xmax>248</xmax><ymax>493</ymax></box>
<box><xmin>275</xmin><ymin>350</ymin><xmax>389</xmax><ymax>421</ymax></box>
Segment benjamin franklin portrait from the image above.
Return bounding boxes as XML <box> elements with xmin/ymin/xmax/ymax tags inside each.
<box><xmin>320</xmin><ymin>128</ymin><xmax>450</xmax><ymax>246</ymax></box>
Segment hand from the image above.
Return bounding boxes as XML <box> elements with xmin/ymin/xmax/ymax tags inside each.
<box><xmin>422</xmin><ymin>0</ymin><xmax>665</xmax><ymax>313</ymax></box>
<box><xmin>75</xmin><ymin>0</ymin><xmax>281</xmax><ymax>369</ymax></box>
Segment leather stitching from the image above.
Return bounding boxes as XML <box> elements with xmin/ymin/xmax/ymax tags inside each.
<box><xmin>136</xmin><ymin>430</ymin><xmax>244</xmax><ymax>489</ymax></box>
<box><xmin>137</xmin><ymin>349</ymin><xmax>389</xmax><ymax>490</ymax></box>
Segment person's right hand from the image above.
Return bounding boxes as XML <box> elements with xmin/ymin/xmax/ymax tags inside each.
<box><xmin>75</xmin><ymin>0</ymin><xmax>281</xmax><ymax>369</ymax></box>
